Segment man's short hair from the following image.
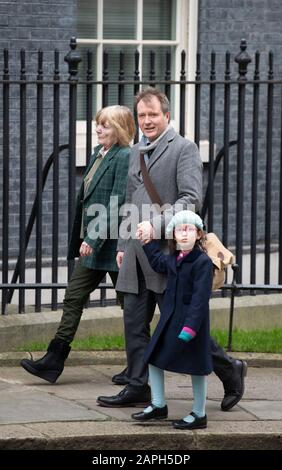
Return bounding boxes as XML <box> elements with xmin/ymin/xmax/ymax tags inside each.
<box><xmin>135</xmin><ymin>87</ymin><xmax>170</xmax><ymax>114</ymax></box>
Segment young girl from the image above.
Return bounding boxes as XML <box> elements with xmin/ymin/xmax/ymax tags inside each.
<box><xmin>132</xmin><ymin>210</ymin><xmax>213</xmax><ymax>430</ymax></box>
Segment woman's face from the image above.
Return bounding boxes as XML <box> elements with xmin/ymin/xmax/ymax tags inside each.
<box><xmin>96</xmin><ymin>120</ymin><xmax>117</xmax><ymax>149</ymax></box>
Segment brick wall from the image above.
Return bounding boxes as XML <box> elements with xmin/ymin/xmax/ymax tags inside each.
<box><xmin>0</xmin><ymin>0</ymin><xmax>77</xmax><ymax>262</ymax></box>
<box><xmin>198</xmin><ymin>0</ymin><xmax>282</xmax><ymax>245</ymax></box>
<box><xmin>1</xmin><ymin>0</ymin><xmax>282</xmax><ymax>264</ymax></box>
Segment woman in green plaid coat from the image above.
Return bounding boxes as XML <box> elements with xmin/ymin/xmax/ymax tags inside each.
<box><xmin>21</xmin><ymin>106</ymin><xmax>135</xmax><ymax>384</ymax></box>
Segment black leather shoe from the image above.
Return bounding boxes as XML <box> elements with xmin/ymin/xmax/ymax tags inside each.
<box><xmin>112</xmin><ymin>367</ymin><xmax>130</xmax><ymax>386</ymax></box>
<box><xmin>97</xmin><ymin>385</ymin><xmax>151</xmax><ymax>408</ymax></box>
<box><xmin>221</xmin><ymin>360</ymin><xmax>247</xmax><ymax>411</ymax></box>
<box><xmin>132</xmin><ymin>404</ymin><xmax>168</xmax><ymax>421</ymax></box>
<box><xmin>173</xmin><ymin>412</ymin><xmax>207</xmax><ymax>430</ymax></box>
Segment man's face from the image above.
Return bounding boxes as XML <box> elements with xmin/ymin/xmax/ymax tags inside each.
<box><xmin>137</xmin><ymin>96</ymin><xmax>170</xmax><ymax>142</ymax></box>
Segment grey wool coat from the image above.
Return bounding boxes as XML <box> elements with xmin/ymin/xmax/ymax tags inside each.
<box><xmin>142</xmin><ymin>241</ymin><xmax>213</xmax><ymax>375</ymax></box>
<box><xmin>68</xmin><ymin>144</ymin><xmax>130</xmax><ymax>272</ymax></box>
<box><xmin>116</xmin><ymin>127</ymin><xmax>203</xmax><ymax>294</ymax></box>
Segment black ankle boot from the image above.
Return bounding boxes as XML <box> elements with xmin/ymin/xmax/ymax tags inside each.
<box><xmin>20</xmin><ymin>338</ymin><xmax>71</xmax><ymax>384</ymax></box>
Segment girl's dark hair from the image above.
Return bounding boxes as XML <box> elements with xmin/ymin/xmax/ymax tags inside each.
<box><xmin>168</xmin><ymin>229</ymin><xmax>207</xmax><ymax>255</ymax></box>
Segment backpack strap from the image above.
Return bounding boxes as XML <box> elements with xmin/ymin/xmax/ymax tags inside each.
<box><xmin>139</xmin><ymin>152</ymin><xmax>163</xmax><ymax>207</ymax></box>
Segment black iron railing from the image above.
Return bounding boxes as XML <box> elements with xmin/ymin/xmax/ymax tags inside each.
<box><xmin>1</xmin><ymin>37</ymin><xmax>282</xmax><ymax>350</ymax></box>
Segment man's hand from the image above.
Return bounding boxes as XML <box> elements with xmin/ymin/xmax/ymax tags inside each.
<box><xmin>136</xmin><ymin>221</ymin><xmax>155</xmax><ymax>244</ymax></box>
<box><xmin>116</xmin><ymin>251</ymin><xmax>124</xmax><ymax>269</ymax></box>
<box><xmin>79</xmin><ymin>241</ymin><xmax>93</xmax><ymax>257</ymax></box>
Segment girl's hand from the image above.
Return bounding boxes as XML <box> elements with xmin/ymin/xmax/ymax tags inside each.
<box><xmin>136</xmin><ymin>221</ymin><xmax>155</xmax><ymax>243</ymax></box>
<box><xmin>178</xmin><ymin>327</ymin><xmax>196</xmax><ymax>343</ymax></box>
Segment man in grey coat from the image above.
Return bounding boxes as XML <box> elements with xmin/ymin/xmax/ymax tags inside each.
<box><xmin>97</xmin><ymin>88</ymin><xmax>247</xmax><ymax>410</ymax></box>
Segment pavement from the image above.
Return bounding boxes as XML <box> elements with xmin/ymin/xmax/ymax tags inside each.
<box><xmin>0</xmin><ymin>351</ymin><xmax>282</xmax><ymax>450</ymax></box>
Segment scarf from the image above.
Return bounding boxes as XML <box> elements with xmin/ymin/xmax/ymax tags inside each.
<box><xmin>139</xmin><ymin>125</ymin><xmax>171</xmax><ymax>159</ymax></box>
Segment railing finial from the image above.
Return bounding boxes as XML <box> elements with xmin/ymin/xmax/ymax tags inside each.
<box><xmin>64</xmin><ymin>37</ymin><xmax>81</xmax><ymax>80</ymax></box>
<box><xmin>235</xmin><ymin>38</ymin><xmax>252</xmax><ymax>80</ymax></box>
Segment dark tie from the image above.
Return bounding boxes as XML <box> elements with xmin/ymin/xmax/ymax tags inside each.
<box><xmin>146</xmin><ymin>142</ymin><xmax>153</xmax><ymax>158</ymax></box>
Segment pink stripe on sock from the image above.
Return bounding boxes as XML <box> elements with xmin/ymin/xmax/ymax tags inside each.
<box><xmin>183</xmin><ymin>326</ymin><xmax>196</xmax><ymax>337</ymax></box>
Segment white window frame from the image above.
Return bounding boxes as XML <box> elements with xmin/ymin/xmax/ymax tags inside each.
<box><xmin>76</xmin><ymin>0</ymin><xmax>198</xmax><ymax>165</ymax></box>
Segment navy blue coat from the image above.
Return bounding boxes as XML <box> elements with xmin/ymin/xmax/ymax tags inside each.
<box><xmin>143</xmin><ymin>241</ymin><xmax>213</xmax><ymax>375</ymax></box>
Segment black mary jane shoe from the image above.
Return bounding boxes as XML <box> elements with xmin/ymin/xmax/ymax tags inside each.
<box><xmin>173</xmin><ymin>412</ymin><xmax>207</xmax><ymax>430</ymax></box>
<box><xmin>132</xmin><ymin>404</ymin><xmax>168</xmax><ymax>421</ymax></box>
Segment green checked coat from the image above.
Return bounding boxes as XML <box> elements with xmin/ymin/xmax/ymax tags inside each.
<box><xmin>67</xmin><ymin>144</ymin><xmax>130</xmax><ymax>272</ymax></box>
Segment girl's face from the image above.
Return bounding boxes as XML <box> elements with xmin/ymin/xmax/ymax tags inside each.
<box><xmin>174</xmin><ymin>224</ymin><xmax>199</xmax><ymax>250</ymax></box>
<box><xmin>96</xmin><ymin>120</ymin><xmax>117</xmax><ymax>149</ymax></box>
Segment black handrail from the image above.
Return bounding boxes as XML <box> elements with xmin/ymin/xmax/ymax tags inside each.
<box><xmin>6</xmin><ymin>144</ymin><xmax>69</xmax><ymax>306</ymax></box>
<box><xmin>200</xmin><ymin>140</ymin><xmax>238</xmax><ymax>351</ymax></box>
<box><xmin>201</xmin><ymin>140</ymin><xmax>238</xmax><ymax>220</ymax></box>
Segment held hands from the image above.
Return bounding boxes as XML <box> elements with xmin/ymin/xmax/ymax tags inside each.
<box><xmin>136</xmin><ymin>221</ymin><xmax>156</xmax><ymax>244</ymax></box>
<box><xmin>79</xmin><ymin>241</ymin><xmax>93</xmax><ymax>257</ymax></box>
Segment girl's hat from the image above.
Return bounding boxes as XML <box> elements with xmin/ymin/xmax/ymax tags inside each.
<box><xmin>166</xmin><ymin>210</ymin><xmax>204</xmax><ymax>237</ymax></box>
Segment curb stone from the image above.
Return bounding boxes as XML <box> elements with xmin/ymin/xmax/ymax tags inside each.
<box><xmin>1</xmin><ymin>350</ymin><xmax>282</xmax><ymax>367</ymax></box>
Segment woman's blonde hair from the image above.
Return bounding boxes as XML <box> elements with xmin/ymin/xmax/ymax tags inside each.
<box><xmin>95</xmin><ymin>105</ymin><xmax>136</xmax><ymax>147</ymax></box>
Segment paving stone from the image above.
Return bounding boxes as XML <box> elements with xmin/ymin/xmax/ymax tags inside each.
<box><xmin>0</xmin><ymin>389</ymin><xmax>108</xmax><ymax>425</ymax></box>
<box><xmin>0</xmin><ymin>365</ymin><xmax>281</xmax><ymax>450</ymax></box>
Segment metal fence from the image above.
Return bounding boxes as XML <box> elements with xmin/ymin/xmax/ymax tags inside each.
<box><xmin>1</xmin><ymin>38</ymin><xmax>282</xmax><ymax>347</ymax></box>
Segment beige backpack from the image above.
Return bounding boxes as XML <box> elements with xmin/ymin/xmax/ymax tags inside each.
<box><xmin>203</xmin><ymin>233</ymin><xmax>235</xmax><ymax>290</ymax></box>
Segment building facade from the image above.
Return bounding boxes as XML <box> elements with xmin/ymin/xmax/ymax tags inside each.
<box><xmin>1</xmin><ymin>0</ymin><xmax>282</xmax><ymax>309</ymax></box>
